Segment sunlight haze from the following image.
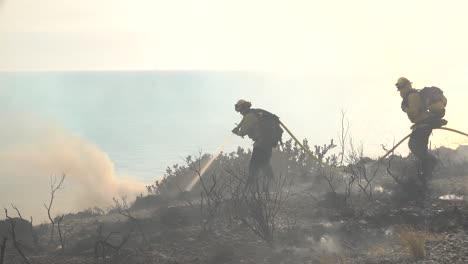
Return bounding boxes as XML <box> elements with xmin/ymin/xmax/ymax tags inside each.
<box><xmin>1</xmin><ymin>0</ymin><xmax>468</xmax><ymax>220</ymax></box>
<box><xmin>0</xmin><ymin>0</ymin><xmax>467</xmax><ymax>73</ymax></box>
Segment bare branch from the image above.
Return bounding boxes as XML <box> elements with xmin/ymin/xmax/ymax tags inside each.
<box><xmin>187</xmin><ymin>152</ymin><xmax>227</xmax><ymax>232</ymax></box>
<box><xmin>241</xmin><ymin>172</ymin><xmax>293</xmax><ymax>247</ymax></box>
<box><xmin>11</xmin><ymin>204</ymin><xmax>22</xmax><ymax>220</ymax></box>
<box><xmin>345</xmin><ymin>142</ymin><xmax>378</xmax><ymax>200</ymax></box>
<box><xmin>113</xmin><ymin>197</ymin><xmax>149</xmax><ymax>246</ymax></box>
<box><xmin>337</xmin><ymin>109</ymin><xmax>350</xmax><ymax>166</ymax></box>
<box><xmin>94</xmin><ymin>225</ymin><xmax>131</xmax><ymax>261</ymax></box>
<box><xmin>44</xmin><ymin>174</ymin><xmax>66</xmax><ymax>243</ymax></box>
<box><xmin>4</xmin><ymin>209</ymin><xmax>31</xmax><ymax>264</ymax></box>
<box><xmin>56</xmin><ymin>214</ymin><xmax>65</xmax><ymax>253</ymax></box>
<box><xmin>386</xmin><ymin>154</ymin><xmax>404</xmax><ymax>186</ymax></box>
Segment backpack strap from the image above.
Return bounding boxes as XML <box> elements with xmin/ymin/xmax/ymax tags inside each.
<box><xmin>251</xmin><ymin>108</ymin><xmax>279</xmax><ymax>121</ymax></box>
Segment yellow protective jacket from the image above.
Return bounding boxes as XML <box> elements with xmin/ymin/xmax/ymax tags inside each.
<box><xmin>237</xmin><ymin>110</ymin><xmax>261</xmax><ymax>142</ymax></box>
<box><xmin>400</xmin><ymin>88</ymin><xmax>431</xmax><ymax>124</ymax></box>
<box><xmin>236</xmin><ymin>108</ymin><xmax>282</xmax><ymax>147</ymax></box>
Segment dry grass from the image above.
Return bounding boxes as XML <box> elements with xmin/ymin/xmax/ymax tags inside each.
<box><xmin>397</xmin><ymin>226</ymin><xmax>428</xmax><ymax>260</ymax></box>
<box><xmin>318</xmin><ymin>252</ymin><xmax>346</xmax><ymax>264</ymax></box>
<box><xmin>367</xmin><ymin>244</ymin><xmax>390</xmax><ymax>258</ymax></box>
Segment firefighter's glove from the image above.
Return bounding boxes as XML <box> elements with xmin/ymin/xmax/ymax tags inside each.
<box><xmin>231</xmin><ymin>127</ymin><xmax>240</xmax><ymax>135</ymax></box>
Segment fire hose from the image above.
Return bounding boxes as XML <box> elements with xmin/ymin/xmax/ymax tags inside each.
<box><xmin>378</xmin><ymin>127</ymin><xmax>468</xmax><ymax>161</ymax></box>
<box><xmin>279</xmin><ymin>120</ymin><xmax>468</xmax><ymax>167</ymax></box>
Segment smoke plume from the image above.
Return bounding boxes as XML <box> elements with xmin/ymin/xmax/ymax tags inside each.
<box><xmin>0</xmin><ymin>112</ymin><xmax>145</xmax><ymax>222</ymax></box>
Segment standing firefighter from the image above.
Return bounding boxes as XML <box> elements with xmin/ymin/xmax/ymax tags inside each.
<box><xmin>395</xmin><ymin>77</ymin><xmax>448</xmax><ymax>179</ymax></box>
<box><xmin>231</xmin><ymin>99</ymin><xmax>283</xmax><ymax>184</ymax></box>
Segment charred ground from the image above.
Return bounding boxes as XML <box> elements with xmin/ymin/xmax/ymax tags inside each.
<box><xmin>2</xmin><ymin>138</ymin><xmax>468</xmax><ymax>264</ymax></box>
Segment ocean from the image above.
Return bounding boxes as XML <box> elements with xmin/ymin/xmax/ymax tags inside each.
<box><xmin>0</xmin><ymin>71</ymin><xmax>266</xmax><ymax>184</ymax></box>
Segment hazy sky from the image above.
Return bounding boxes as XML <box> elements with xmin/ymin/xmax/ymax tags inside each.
<box><xmin>1</xmin><ymin>0</ymin><xmax>468</xmax><ymax>145</ymax></box>
<box><xmin>1</xmin><ymin>0</ymin><xmax>468</xmax><ymax>144</ymax></box>
<box><xmin>1</xmin><ymin>0</ymin><xmax>467</xmax><ymax>74</ymax></box>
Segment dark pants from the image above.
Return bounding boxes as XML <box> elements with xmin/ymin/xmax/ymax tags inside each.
<box><xmin>408</xmin><ymin>126</ymin><xmax>437</xmax><ymax>179</ymax></box>
<box><xmin>248</xmin><ymin>145</ymin><xmax>273</xmax><ymax>184</ymax></box>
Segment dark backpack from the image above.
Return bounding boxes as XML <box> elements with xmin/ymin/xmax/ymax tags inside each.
<box><xmin>251</xmin><ymin>108</ymin><xmax>283</xmax><ymax>147</ymax></box>
<box><xmin>401</xmin><ymin>86</ymin><xmax>447</xmax><ymax>113</ymax></box>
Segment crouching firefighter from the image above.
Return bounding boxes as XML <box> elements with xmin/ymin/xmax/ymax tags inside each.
<box><xmin>231</xmin><ymin>99</ymin><xmax>283</xmax><ymax>185</ymax></box>
<box><xmin>395</xmin><ymin>77</ymin><xmax>448</xmax><ymax>180</ymax></box>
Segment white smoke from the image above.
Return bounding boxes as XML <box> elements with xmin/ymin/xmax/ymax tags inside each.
<box><xmin>0</xmin><ymin>112</ymin><xmax>145</xmax><ymax>222</ymax></box>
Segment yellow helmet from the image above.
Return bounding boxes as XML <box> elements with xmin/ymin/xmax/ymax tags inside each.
<box><xmin>395</xmin><ymin>77</ymin><xmax>412</xmax><ymax>90</ymax></box>
<box><xmin>234</xmin><ymin>99</ymin><xmax>252</xmax><ymax>112</ymax></box>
